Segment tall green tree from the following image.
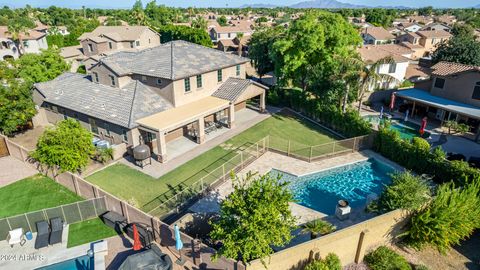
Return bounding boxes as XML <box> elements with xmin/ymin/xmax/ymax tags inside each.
<box><xmin>0</xmin><ymin>82</ymin><xmax>36</xmax><ymax>136</ymax></box>
<box><xmin>16</xmin><ymin>49</ymin><xmax>69</xmax><ymax>84</ymax></box>
<box><xmin>31</xmin><ymin>119</ymin><xmax>95</xmax><ymax>174</ymax></box>
<box><xmin>216</xmin><ymin>15</ymin><xmax>227</xmax><ymax>26</ymax></box>
<box><xmin>432</xmin><ymin>32</ymin><xmax>480</xmax><ymax>66</ymax></box>
<box><xmin>248</xmin><ymin>27</ymin><xmax>285</xmax><ymax>78</ymax></box>
<box><xmin>158</xmin><ymin>24</ymin><xmax>212</xmax><ymax>47</ymax></box>
<box><xmin>210</xmin><ymin>172</ymin><xmax>296</xmax><ymax>265</ymax></box>
<box><xmin>191</xmin><ymin>16</ymin><xmax>207</xmax><ymax>30</ymax></box>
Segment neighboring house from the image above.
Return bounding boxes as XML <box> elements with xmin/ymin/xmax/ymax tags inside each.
<box><xmin>416</xmin><ymin>30</ymin><xmax>452</xmax><ymax>55</ymax></box>
<box><xmin>406</xmin><ymin>15</ymin><xmax>434</xmax><ymax>25</ymax></box>
<box><xmin>0</xmin><ymin>26</ymin><xmax>48</xmax><ymax>57</ymax></box>
<box><xmin>434</xmin><ymin>15</ymin><xmax>457</xmax><ymax>26</ymax></box>
<box><xmin>357</xmin><ymin>44</ymin><xmax>412</xmax><ymax>89</ymax></box>
<box><xmin>60</xmin><ymin>45</ymin><xmax>84</xmax><ymax>71</ymax></box>
<box><xmin>209</xmin><ymin>20</ymin><xmax>254</xmax><ymax>43</ymax></box>
<box><xmin>33</xmin><ymin>40</ymin><xmax>268</xmax><ymax>162</ymax></box>
<box><xmin>354</xmin><ymin>22</ymin><xmax>374</xmax><ymax>29</ymax></box>
<box><xmin>392</xmin><ymin>18</ymin><xmax>411</xmax><ymax>26</ymax></box>
<box><xmin>217</xmin><ymin>36</ymin><xmax>250</xmax><ymax>56</ymax></box>
<box><xmin>421</xmin><ymin>23</ymin><xmax>451</xmax><ymax>32</ymax></box>
<box><xmin>35</xmin><ymin>22</ymin><xmax>70</xmax><ymax>36</ymax></box>
<box><xmin>362</xmin><ymin>27</ymin><xmax>396</xmax><ymax>45</ymax></box>
<box><xmin>396</xmin><ymin>61</ymin><xmax>480</xmax><ymax>141</ymax></box>
<box><xmin>398</xmin><ymin>22</ymin><xmax>422</xmax><ymax>33</ymax></box>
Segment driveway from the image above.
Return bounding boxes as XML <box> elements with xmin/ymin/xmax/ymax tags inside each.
<box><xmin>0</xmin><ymin>156</ymin><xmax>38</xmax><ymax>187</ymax></box>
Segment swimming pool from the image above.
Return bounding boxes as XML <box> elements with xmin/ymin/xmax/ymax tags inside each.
<box><xmin>363</xmin><ymin>115</ymin><xmax>430</xmax><ymax>140</ymax></box>
<box><xmin>35</xmin><ymin>255</ymin><xmax>93</xmax><ymax>270</ymax></box>
<box><xmin>274</xmin><ymin>158</ymin><xmax>395</xmax><ymax>215</ymax></box>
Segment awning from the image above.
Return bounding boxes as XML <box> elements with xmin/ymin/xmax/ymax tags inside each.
<box><xmin>136</xmin><ymin>96</ymin><xmax>229</xmax><ymax>132</ymax></box>
<box><xmin>396</xmin><ymin>88</ymin><xmax>480</xmax><ymax>120</ymax></box>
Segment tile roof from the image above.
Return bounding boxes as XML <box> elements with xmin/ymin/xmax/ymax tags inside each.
<box><xmin>358</xmin><ymin>44</ymin><xmax>412</xmax><ymax>64</ymax></box>
<box><xmin>99</xmin><ymin>40</ymin><xmax>249</xmax><ymax>80</ymax></box>
<box><xmin>78</xmin><ymin>26</ymin><xmax>155</xmax><ymax>42</ymax></box>
<box><xmin>212</xmin><ymin>77</ymin><xmax>268</xmax><ymax>102</ymax></box>
<box><xmin>0</xmin><ymin>26</ymin><xmax>46</xmax><ymax>40</ymax></box>
<box><xmin>417</xmin><ymin>30</ymin><xmax>452</xmax><ymax>38</ymax></box>
<box><xmin>34</xmin><ymin>73</ymin><xmax>172</xmax><ymax>128</ymax></box>
<box><xmin>431</xmin><ymin>62</ymin><xmax>480</xmax><ymax>77</ymax></box>
<box><xmin>363</xmin><ymin>27</ymin><xmax>395</xmax><ymax>40</ymax></box>
<box><xmin>60</xmin><ymin>45</ymin><xmax>83</xmax><ymax>58</ymax></box>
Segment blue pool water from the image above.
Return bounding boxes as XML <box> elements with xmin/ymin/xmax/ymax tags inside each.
<box><xmin>274</xmin><ymin>159</ymin><xmax>395</xmax><ymax>215</ymax></box>
<box><xmin>35</xmin><ymin>255</ymin><xmax>93</xmax><ymax>270</ymax></box>
<box><xmin>363</xmin><ymin>115</ymin><xmax>430</xmax><ymax>140</ymax></box>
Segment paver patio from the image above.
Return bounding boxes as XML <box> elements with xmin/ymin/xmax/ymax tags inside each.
<box><xmin>0</xmin><ymin>156</ymin><xmax>37</xmax><ymax>188</ymax></box>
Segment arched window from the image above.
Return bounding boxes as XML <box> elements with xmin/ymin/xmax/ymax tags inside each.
<box><xmin>472</xmin><ymin>81</ymin><xmax>480</xmax><ymax>100</ymax></box>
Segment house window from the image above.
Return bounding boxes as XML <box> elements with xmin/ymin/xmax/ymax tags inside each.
<box><xmin>388</xmin><ymin>63</ymin><xmax>397</xmax><ymax>74</ymax></box>
<box><xmin>88</xmin><ymin>43</ymin><xmax>93</xmax><ymax>52</ymax></box>
<box><xmin>23</xmin><ymin>41</ymin><xmax>29</xmax><ymax>48</ymax></box>
<box><xmin>109</xmin><ymin>75</ymin><xmax>116</xmax><ymax>86</ymax></box>
<box><xmin>141</xmin><ymin>75</ymin><xmax>147</xmax><ymax>82</ymax></box>
<box><xmin>228</xmin><ymin>33</ymin><xmax>231</xmax><ymax>38</ymax></box>
<box><xmin>236</xmin><ymin>65</ymin><xmax>241</xmax><ymax>76</ymax></box>
<box><xmin>149</xmin><ymin>38</ymin><xmax>151</xmax><ymax>44</ymax></box>
<box><xmin>108</xmin><ymin>42</ymin><xmax>113</xmax><ymax>49</ymax></box>
<box><xmin>122</xmin><ymin>129</ymin><xmax>128</xmax><ymax>142</ymax></box>
<box><xmin>130</xmin><ymin>41</ymin><xmax>134</xmax><ymax>48</ymax></box>
<box><xmin>89</xmin><ymin>118</ymin><xmax>98</xmax><ymax>134</ymax></box>
<box><xmin>434</xmin><ymin>77</ymin><xmax>445</xmax><ymax>89</ymax></box>
<box><xmin>156</xmin><ymin>78</ymin><xmax>162</xmax><ymax>85</ymax></box>
<box><xmin>472</xmin><ymin>82</ymin><xmax>480</xmax><ymax>100</ymax></box>
<box><xmin>217</xmin><ymin>69</ymin><xmax>223</xmax><ymax>82</ymax></box>
<box><xmin>431</xmin><ymin>38</ymin><xmax>436</xmax><ymax>44</ymax></box>
<box><xmin>184</xmin><ymin>77</ymin><xmax>191</xmax><ymax>92</ymax></box>
<box><xmin>104</xmin><ymin>123</ymin><xmax>111</xmax><ymax>136</ymax></box>
<box><xmin>92</xmin><ymin>72</ymin><xmax>99</xmax><ymax>82</ymax></box>
<box><xmin>196</xmin><ymin>74</ymin><xmax>202</xmax><ymax>88</ymax></box>
<box><xmin>135</xmin><ymin>40</ymin><xmax>140</xmax><ymax>46</ymax></box>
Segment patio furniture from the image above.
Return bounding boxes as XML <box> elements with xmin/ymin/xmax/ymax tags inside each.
<box><xmin>118</xmin><ymin>244</ymin><xmax>172</xmax><ymax>270</ymax></box>
<box><xmin>335</xmin><ymin>200</ymin><xmax>351</xmax><ymax>221</ymax></box>
<box><xmin>7</xmin><ymin>228</ymin><xmax>25</xmax><ymax>247</ymax></box>
<box><xmin>49</xmin><ymin>217</ymin><xmax>63</xmax><ymax>245</ymax></box>
<box><xmin>35</xmin><ymin>221</ymin><xmax>49</xmax><ymax>249</ymax></box>
<box><xmin>101</xmin><ymin>211</ymin><xmax>127</xmax><ymax>233</ymax></box>
<box><xmin>125</xmin><ymin>222</ymin><xmax>154</xmax><ymax>248</ymax></box>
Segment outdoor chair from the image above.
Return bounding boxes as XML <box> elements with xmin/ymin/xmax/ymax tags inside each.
<box><xmin>35</xmin><ymin>220</ymin><xmax>49</xmax><ymax>249</ymax></box>
<box><xmin>49</xmin><ymin>217</ymin><xmax>63</xmax><ymax>245</ymax></box>
<box><xmin>7</xmin><ymin>228</ymin><xmax>25</xmax><ymax>247</ymax></box>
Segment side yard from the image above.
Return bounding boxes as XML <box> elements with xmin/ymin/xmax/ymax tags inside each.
<box><xmin>86</xmin><ymin>111</ymin><xmax>340</xmax><ymax>212</ymax></box>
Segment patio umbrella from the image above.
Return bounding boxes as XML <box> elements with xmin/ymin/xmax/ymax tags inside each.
<box><xmin>174</xmin><ymin>224</ymin><xmax>184</xmax><ymax>264</ymax></box>
<box><xmin>419</xmin><ymin>117</ymin><xmax>427</xmax><ymax>136</ymax></box>
<box><xmin>404</xmin><ymin>110</ymin><xmax>409</xmax><ymax>122</ymax></box>
<box><xmin>133</xmin><ymin>224</ymin><xmax>142</xmax><ymax>251</ymax></box>
<box><xmin>379</xmin><ymin>106</ymin><xmax>384</xmax><ymax>119</ymax></box>
<box><xmin>389</xmin><ymin>92</ymin><xmax>396</xmax><ymax>110</ymax></box>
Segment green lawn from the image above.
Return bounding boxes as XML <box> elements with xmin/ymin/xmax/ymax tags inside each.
<box><xmin>67</xmin><ymin>217</ymin><xmax>117</xmax><ymax>248</ymax></box>
<box><xmin>86</xmin><ymin>111</ymin><xmax>339</xmax><ymax>215</ymax></box>
<box><xmin>0</xmin><ymin>174</ymin><xmax>83</xmax><ymax>218</ymax></box>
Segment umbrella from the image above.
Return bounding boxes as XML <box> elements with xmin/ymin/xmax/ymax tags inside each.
<box><xmin>174</xmin><ymin>224</ymin><xmax>184</xmax><ymax>265</ymax></box>
<box><xmin>404</xmin><ymin>110</ymin><xmax>409</xmax><ymax>122</ymax></box>
<box><xmin>389</xmin><ymin>92</ymin><xmax>396</xmax><ymax>110</ymax></box>
<box><xmin>379</xmin><ymin>106</ymin><xmax>384</xmax><ymax>119</ymax></box>
<box><xmin>419</xmin><ymin>117</ymin><xmax>427</xmax><ymax>136</ymax></box>
<box><xmin>133</xmin><ymin>224</ymin><xmax>142</xmax><ymax>251</ymax></box>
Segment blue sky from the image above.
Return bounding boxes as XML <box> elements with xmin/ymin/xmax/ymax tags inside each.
<box><xmin>1</xmin><ymin>0</ymin><xmax>478</xmax><ymax>9</ymax></box>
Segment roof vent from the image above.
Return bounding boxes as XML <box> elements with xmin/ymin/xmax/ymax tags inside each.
<box><xmin>101</xmin><ymin>103</ymin><xmax>106</xmax><ymax>110</ymax></box>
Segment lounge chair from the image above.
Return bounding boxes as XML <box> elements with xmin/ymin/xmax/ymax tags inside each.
<box><xmin>7</xmin><ymin>228</ymin><xmax>25</xmax><ymax>247</ymax></box>
<box><xmin>35</xmin><ymin>220</ymin><xmax>49</xmax><ymax>249</ymax></box>
<box><xmin>49</xmin><ymin>217</ymin><xmax>63</xmax><ymax>245</ymax></box>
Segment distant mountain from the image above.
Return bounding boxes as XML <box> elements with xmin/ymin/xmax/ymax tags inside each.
<box><xmin>290</xmin><ymin>0</ymin><xmax>366</xmax><ymax>9</ymax></box>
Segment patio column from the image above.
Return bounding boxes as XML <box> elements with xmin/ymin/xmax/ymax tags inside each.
<box><xmin>228</xmin><ymin>103</ymin><xmax>235</xmax><ymax>129</ymax></box>
<box><xmin>411</xmin><ymin>101</ymin><xmax>416</xmax><ymax>118</ymax></box>
<box><xmin>259</xmin><ymin>93</ymin><xmax>266</xmax><ymax>113</ymax></box>
<box><xmin>197</xmin><ymin>118</ymin><xmax>205</xmax><ymax>144</ymax></box>
<box><xmin>156</xmin><ymin>131</ymin><xmax>167</xmax><ymax>163</ymax></box>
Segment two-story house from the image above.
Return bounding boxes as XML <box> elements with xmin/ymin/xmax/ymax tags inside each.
<box><xmin>362</xmin><ymin>27</ymin><xmax>396</xmax><ymax>45</ymax></box>
<box><xmin>209</xmin><ymin>21</ymin><xmax>254</xmax><ymax>43</ymax></box>
<box><xmin>33</xmin><ymin>41</ymin><xmax>268</xmax><ymax>162</ymax></box>
<box><xmin>396</xmin><ymin>30</ymin><xmax>452</xmax><ymax>58</ymax></box>
<box><xmin>396</xmin><ymin>62</ymin><xmax>480</xmax><ymax>141</ymax></box>
<box><xmin>0</xmin><ymin>26</ymin><xmax>48</xmax><ymax>59</ymax></box>
<box><xmin>358</xmin><ymin>44</ymin><xmax>413</xmax><ymax>89</ymax></box>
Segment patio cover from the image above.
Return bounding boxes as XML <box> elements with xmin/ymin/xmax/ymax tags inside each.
<box><xmin>396</xmin><ymin>88</ymin><xmax>480</xmax><ymax>120</ymax></box>
<box><xmin>136</xmin><ymin>96</ymin><xmax>229</xmax><ymax>132</ymax></box>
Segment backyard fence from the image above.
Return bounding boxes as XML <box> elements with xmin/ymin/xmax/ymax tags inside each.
<box><xmin>0</xmin><ymin>134</ymin><xmax>245</xmax><ymax>270</ymax></box>
<box><xmin>267</xmin><ymin>133</ymin><xmax>376</xmax><ymax>162</ymax></box>
<box><xmin>0</xmin><ymin>197</ymin><xmax>107</xmax><ymax>241</ymax></box>
<box><xmin>143</xmin><ymin>137</ymin><xmax>269</xmax><ymax>219</ymax></box>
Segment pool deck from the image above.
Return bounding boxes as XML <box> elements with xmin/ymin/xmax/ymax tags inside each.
<box><xmin>188</xmin><ymin>150</ymin><xmax>404</xmax><ymax>228</ymax></box>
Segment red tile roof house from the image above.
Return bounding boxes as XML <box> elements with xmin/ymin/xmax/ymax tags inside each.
<box><xmin>0</xmin><ymin>26</ymin><xmax>48</xmax><ymax>59</ymax></box>
<box><xmin>396</xmin><ymin>62</ymin><xmax>480</xmax><ymax>141</ymax></box>
<box><xmin>361</xmin><ymin>27</ymin><xmax>396</xmax><ymax>45</ymax></box>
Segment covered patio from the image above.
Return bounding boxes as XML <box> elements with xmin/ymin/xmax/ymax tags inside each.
<box><xmin>396</xmin><ymin>88</ymin><xmax>480</xmax><ymax>141</ymax></box>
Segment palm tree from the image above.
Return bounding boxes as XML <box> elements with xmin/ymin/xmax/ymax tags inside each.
<box><xmin>5</xmin><ymin>24</ymin><xmax>30</xmax><ymax>56</ymax></box>
<box><xmin>236</xmin><ymin>32</ymin><xmax>244</xmax><ymax>56</ymax></box>
<box><xmin>357</xmin><ymin>57</ymin><xmax>398</xmax><ymax>112</ymax></box>
<box><xmin>332</xmin><ymin>55</ymin><xmax>363</xmax><ymax>114</ymax></box>
<box><xmin>301</xmin><ymin>219</ymin><xmax>336</xmax><ymax>239</ymax></box>
<box><xmin>191</xmin><ymin>16</ymin><xmax>207</xmax><ymax>30</ymax></box>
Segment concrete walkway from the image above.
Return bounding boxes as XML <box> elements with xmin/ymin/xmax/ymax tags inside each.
<box><xmin>119</xmin><ymin>106</ymin><xmax>281</xmax><ymax>178</ymax></box>
<box><xmin>0</xmin><ymin>156</ymin><xmax>38</xmax><ymax>187</ymax></box>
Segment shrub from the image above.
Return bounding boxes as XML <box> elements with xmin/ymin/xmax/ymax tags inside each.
<box><xmin>305</xmin><ymin>253</ymin><xmax>341</xmax><ymax>270</ymax></box>
<box><xmin>374</xmin><ymin>172</ymin><xmax>431</xmax><ymax>213</ymax></box>
<box><xmin>403</xmin><ymin>180</ymin><xmax>480</xmax><ymax>253</ymax></box>
<box><xmin>364</xmin><ymin>246</ymin><xmax>410</xmax><ymax>270</ymax></box>
<box><xmin>414</xmin><ymin>265</ymin><xmax>429</xmax><ymax>270</ymax></box>
<box><xmin>94</xmin><ymin>147</ymin><xmax>114</xmax><ymax>164</ymax></box>
<box><xmin>301</xmin><ymin>219</ymin><xmax>336</xmax><ymax>239</ymax></box>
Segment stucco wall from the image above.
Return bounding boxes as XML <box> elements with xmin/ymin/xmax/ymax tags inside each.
<box><xmin>23</xmin><ymin>37</ymin><xmax>48</xmax><ymax>54</ymax></box>
<box><xmin>131</xmin><ymin>74</ymin><xmax>175</xmax><ymax>105</ymax></box>
<box><xmin>430</xmin><ymin>72</ymin><xmax>480</xmax><ymax>107</ymax></box>
<box><xmin>247</xmin><ymin>209</ymin><xmax>407</xmax><ymax>270</ymax></box>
